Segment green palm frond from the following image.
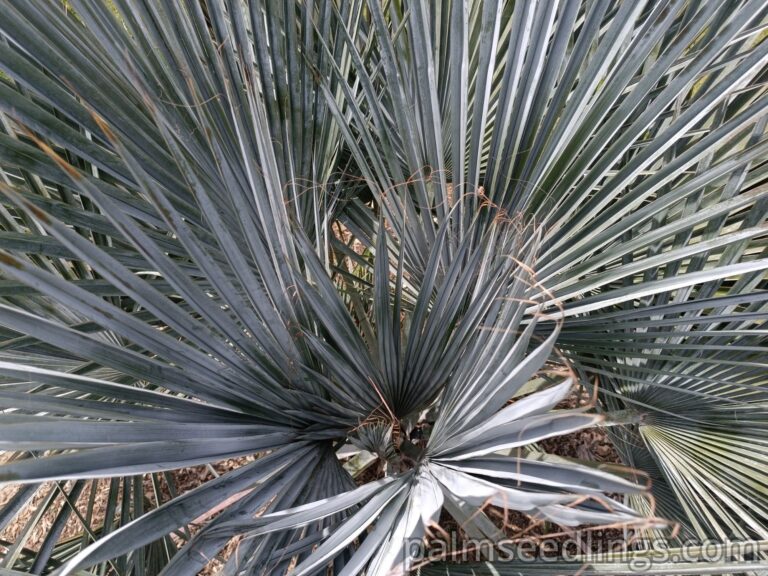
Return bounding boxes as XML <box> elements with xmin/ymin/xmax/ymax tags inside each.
<box><xmin>0</xmin><ymin>0</ymin><xmax>766</xmax><ymax>575</ymax></box>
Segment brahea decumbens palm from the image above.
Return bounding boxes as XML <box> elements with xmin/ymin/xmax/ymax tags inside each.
<box><xmin>0</xmin><ymin>0</ymin><xmax>766</xmax><ymax>575</ymax></box>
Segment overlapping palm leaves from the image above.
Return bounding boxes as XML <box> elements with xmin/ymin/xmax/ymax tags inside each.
<box><xmin>0</xmin><ymin>0</ymin><xmax>766</xmax><ymax>574</ymax></box>
<box><xmin>318</xmin><ymin>0</ymin><xmax>768</xmax><ymax>565</ymax></box>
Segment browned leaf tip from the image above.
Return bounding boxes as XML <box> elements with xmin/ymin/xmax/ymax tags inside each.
<box><xmin>0</xmin><ymin>184</ymin><xmax>50</xmax><ymax>223</ymax></box>
<box><xmin>89</xmin><ymin>111</ymin><xmax>117</xmax><ymax>142</ymax></box>
<box><xmin>24</xmin><ymin>201</ymin><xmax>50</xmax><ymax>224</ymax></box>
<box><xmin>20</xmin><ymin>126</ymin><xmax>82</xmax><ymax>181</ymax></box>
<box><xmin>0</xmin><ymin>252</ymin><xmax>22</xmax><ymax>269</ymax></box>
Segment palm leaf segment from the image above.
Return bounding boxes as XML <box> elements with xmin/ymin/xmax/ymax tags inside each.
<box><xmin>0</xmin><ymin>0</ymin><xmax>765</xmax><ymax>574</ymax></box>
